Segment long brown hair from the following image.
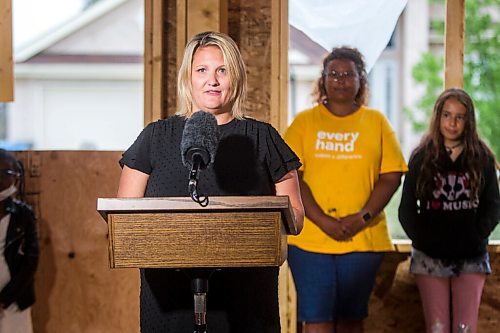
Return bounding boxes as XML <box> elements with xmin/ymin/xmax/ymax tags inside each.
<box><xmin>313</xmin><ymin>46</ymin><xmax>368</xmax><ymax>106</ymax></box>
<box><xmin>412</xmin><ymin>88</ymin><xmax>496</xmax><ymax>199</ymax></box>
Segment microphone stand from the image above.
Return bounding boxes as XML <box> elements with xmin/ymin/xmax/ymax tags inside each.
<box><xmin>186</xmin><ymin>152</ymin><xmax>212</xmax><ymax>331</ymax></box>
<box><xmin>192</xmin><ymin>274</ymin><xmax>209</xmax><ymax>333</ymax></box>
<box><xmin>184</xmin><ymin>268</ymin><xmax>215</xmax><ymax>333</ymax></box>
<box><xmin>188</xmin><ymin>153</ymin><xmax>209</xmax><ymax>207</ymax></box>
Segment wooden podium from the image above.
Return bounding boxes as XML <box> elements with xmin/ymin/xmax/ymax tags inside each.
<box><xmin>98</xmin><ymin>195</ymin><xmax>297</xmax><ymax>332</ymax></box>
<box><xmin>97</xmin><ymin>196</ymin><xmax>298</xmax><ymax>269</ymax></box>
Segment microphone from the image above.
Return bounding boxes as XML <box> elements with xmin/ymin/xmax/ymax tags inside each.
<box><xmin>180</xmin><ymin>111</ymin><xmax>220</xmax><ymax>206</ymax></box>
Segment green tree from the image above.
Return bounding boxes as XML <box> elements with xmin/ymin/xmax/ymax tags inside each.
<box><xmin>406</xmin><ymin>0</ymin><xmax>500</xmax><ymax>157</ymax></box>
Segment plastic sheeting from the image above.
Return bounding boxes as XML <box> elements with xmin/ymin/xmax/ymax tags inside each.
<box><xmin>289</xmin><ymin>0</ymin><xmax>408</xmax><ymax>72</ymax></box>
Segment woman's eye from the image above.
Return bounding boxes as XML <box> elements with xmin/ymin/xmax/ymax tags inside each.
<box><xmin>196</xmin><ymin>68</ymin><xmax>206</xmax><ymax>73</ymax></box>
<box><xmin>218</xmin><ymin>68</ymin><xmax>227</xmax><ymax>74</ymax></box>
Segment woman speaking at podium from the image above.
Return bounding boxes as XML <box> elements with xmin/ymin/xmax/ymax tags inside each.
<box><xmin>117</xmin><ymin>31</ymin><xmax>304</xmax><ymax>332</ymax></box>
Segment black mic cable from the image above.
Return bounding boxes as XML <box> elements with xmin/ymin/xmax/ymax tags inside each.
<box><xmin>180</xmin><ymin>111</ymin><xmax>219</xmax><ymax>206</ymax></box>
<box><xmin>188</xmin><ymin>151</ymin><xmax>209</xmax><ymax>207</ymax></box>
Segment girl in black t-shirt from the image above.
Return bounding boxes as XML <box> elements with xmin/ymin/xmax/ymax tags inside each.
<box><xmin>399</xmin><ymin>88</ymin><xmax>499</xmax><ymax>333</ymax></box>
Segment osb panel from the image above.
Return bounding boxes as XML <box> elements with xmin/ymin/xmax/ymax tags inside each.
<box><xmin>479</xmin><ymin>252</ymin><xmax>500</xmax><ymax>332</ymax></box>
<box><xmin>15</xmin><ymin>151</ymin><xmax>139</xmax><ymax>333</ymax></box>
<box><xmin>229</xmin><ymin>0</ymin><xmax>272</xmax><ymax>123</ymax></box>
<box><xmin>365</xmin><ymin>252</ymin><xmax>500</xmax><ymax>333</ymax></box>
<box><xmin>164</xmin><ymin>0</ymin><xmax>178</xmax><ymax>118</ymax></box>
<box><xmin>366</xmin><ymin>253</ymin><xmax>425</xmax><ymax>332</ymax></box>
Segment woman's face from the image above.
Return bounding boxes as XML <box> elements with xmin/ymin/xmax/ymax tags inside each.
<box><xmin>439</xmin><ymin>98</ymin><xmax>467</xmax><ymax>144</ymax></box>
<box><xmin>323</xmin><ymin>58</ymin><xmax>360</xmax><ymax>104</ymax></box>
<box><xmin>191</xmin><ymin>46</ymin><xmax>232</xmax><ymax>116</ymax></box>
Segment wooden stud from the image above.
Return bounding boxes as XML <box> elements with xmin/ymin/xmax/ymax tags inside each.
<box><xmin>176</xmin><ymin>0</ymin><xmax>228</xmax><ymax>113</ymax></box>
<box><xmin>144</xmin><ymin>0</ymin><xmax>163</xmax><ymax>124</ymax></box>
<box><xmin>177</xmin><ymin>0</ymin><xmax>228</xmax><ymax>72</ymax></box>
<box><xmin>0</xmin><ymin>0</ymin><xmax>14</xmax><ymax>102</ymax></box>
<box><xmin>187</xmin><ymin>0</ymin><xmax>228</xmax><ymax>38</ymax></box>
<box><xmin>143</xmin><ymin>0</ymin><xmax>152</xmax><ymax>123</ymax></box>
<box><xmin>444</xmin><ymin>0</ymin><xmax>465</xmax><ymax>89</ymax></box>
<box><xmin>176</xmin><ymin>0</ymin><xmax>187</xmax><ymax>73</ymax></box>
<box><xmin>270</xmin><ymin>0</ymin><xmax>288</xmax><ymax>134</ymax></box>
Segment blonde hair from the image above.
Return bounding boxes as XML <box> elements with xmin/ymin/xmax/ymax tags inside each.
<box><xmin>176</xmin><ymin>31</ymin><xmax>247</xmax><ymax>119</ymax></box>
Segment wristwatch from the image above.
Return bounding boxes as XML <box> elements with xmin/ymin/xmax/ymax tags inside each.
<box><xmin>360</xmin><ymin>210</ymin><xmax>372</xmax><ymax>224</ymax></box>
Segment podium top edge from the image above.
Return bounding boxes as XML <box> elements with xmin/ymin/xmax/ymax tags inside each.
<box><xmin>97</xmin><ymin>196</ymin><xmax>290</xmax><ymax>212</ymax></box>
<box><xmin>97</xmin><ymin>196</ymin><xmax>297</xmax><ymax>235</ymax></box>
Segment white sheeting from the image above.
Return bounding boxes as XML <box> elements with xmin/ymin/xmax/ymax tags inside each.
<box><xmin>289</xmin><ymin>0</ymin><xmax>408</xmax><ymax>72</ymax></box>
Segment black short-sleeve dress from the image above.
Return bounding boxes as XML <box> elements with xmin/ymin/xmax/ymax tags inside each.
<box><xmin>120</xmin><ymin>115</ymin><xmax>301</xmax><ymax>333</ymax></box>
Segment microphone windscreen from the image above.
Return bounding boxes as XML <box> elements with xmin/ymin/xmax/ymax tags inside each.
<box><xmin>180</xmin><ymin>111</ymin><xmax>220</xmax><ymax>168</ymax></box>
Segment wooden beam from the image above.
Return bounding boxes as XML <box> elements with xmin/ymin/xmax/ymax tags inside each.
<box><xmin>143</xmin><ymin>0</ymin><xmax>163</xmax><ymax>124</ymax></box>
<box><xmin>177</xmin><ymin>0</ymin><xmax>228</xmax><ymax>71</ymax></box>
<box><xmin>444</xmin><ymin>0</ymin><xmax>465</xmax><ymax>89</ymax></box>
<box><xmin>270</xmin><ymin>0</ymin><xmax>289</xmax><ymax>134</ymax></box>
<box><xmin>176</xmin><ymin>0</ymin><xmax>187</xmax><ymax>74</ymax></box>
<box><xmin>187</xmin><ymin>0</ymin><xmax>228</xmax><ymax>39</ymax></box>
<box><xmin>0</xmin><ymin>0</ymin><xmax>14</xmax><ymax>102</ymax></box>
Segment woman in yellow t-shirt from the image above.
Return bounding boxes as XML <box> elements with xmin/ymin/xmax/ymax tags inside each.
<box><xmin>284</xmin><ymin>47</ymin><xmax>407</xmax><ymax>333</ymax></box>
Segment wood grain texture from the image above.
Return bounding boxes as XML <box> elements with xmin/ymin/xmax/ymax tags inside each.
<box><xmin>270</xmin><ymin>0</ymin><xmax>288</xmax><ymax>133</ymax></box>
<box><xmin>15</xmin><ymin>151</ymin><xmax>140</xmax><ymax>333</ymax></box>
<box><xmin>98</xmin><ymin>195</ymin><xmax>297</xmax><ymax>234</ymax></box>
<box><xmin>444</xmin><ymin>0</ymin><xmax>465</xmax><ymax>89</ymax></box>
<box><xmin>228</xmin><ymin>0</ymin><xmax>272</xmax><ymax>123</ymax></box>
<box><xmin>108</xmin><ymin>211</ymin><xmax>286</xmax><ymax>268</ymax></box>
<box><xmin>187</xmin><ymin>0</ymin><xmax>228</xmax><ymax>37</ymax></box>
<box><xmin>99</xmin><ymin>195</ymin><xmax>296</xmax><ymax>269</ymax></box>
<box><xmin>0</xmin><ymin>0</ymin><xmax>13</xmax><ymax>102</ymax></box>
<box><xmin>143</xmin><ymin>0</ymin><xmax>164</xmax><ymax>124</ymax></box>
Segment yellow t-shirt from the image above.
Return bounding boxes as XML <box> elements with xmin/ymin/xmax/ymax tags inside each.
<box><xmin>284</xmin><ymin>104</ymin><xmax>408</xmax><ymax>254</ymax></box>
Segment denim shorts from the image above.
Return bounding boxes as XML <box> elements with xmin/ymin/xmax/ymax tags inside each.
<box><xmin>287</xmin><ymin>246</ymin><xmax>384</xmax><ymax>322</ymax></box>
<box><xmin>409</xmin><ymin>247</ymin><xmax>491</xmax><ymax>277</ymax></box>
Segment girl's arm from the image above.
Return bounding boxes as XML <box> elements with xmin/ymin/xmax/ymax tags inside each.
<box><xmin>398</xmin><ymin>159</ymin><xmax>422</xmax><ymax>241</ymax></box>
<box><xmin>476</xmin><ymin>158</ymin><xmax>500</xmax><ymax>239</ymax></box>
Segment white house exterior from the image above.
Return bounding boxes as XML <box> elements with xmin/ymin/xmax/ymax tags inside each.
<box><xmin>5</xmin><ymin>0</ymin><xmax>438</xmax><ymax>155</ymax></box>
<box><xmin>8</xmin><ymin>0</ymin><xmax>144</xmax><ymax>150</ymax></box>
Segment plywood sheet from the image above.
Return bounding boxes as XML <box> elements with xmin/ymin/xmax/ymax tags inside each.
<box><xmin>15</xmin><ymin>151</ymin><xmax>139</xmax><ymax>333</ymax></box>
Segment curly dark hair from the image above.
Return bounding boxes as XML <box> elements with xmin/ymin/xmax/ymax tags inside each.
<box><xmin>411</xmin><ymin>88</ymin><xmax>497</xmax><ymax>199</ymax></box>
<box><xmin>0</xmin><ymin>149</ymin><xmax>26</xmax><ymax>201</ymax></box>
<box><xmin>313</xmin><ymin>46</ymin><xmax>369</xmax><ymax>106</ymax></box>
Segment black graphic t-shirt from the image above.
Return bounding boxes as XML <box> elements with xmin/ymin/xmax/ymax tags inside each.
<box><xmin>427</xmin><ymin>170</ymin><xmax>479</xmax><ymax>212</ymax></box>
<box><xmin>120</xmin><ymin>115</ymin><xmax>301</xmax><ymax>333</ymax></box>
<box><xmin>399</xmin><ymin>149</ymin><xmax>500</xmax><ymax>261</ymax></box>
